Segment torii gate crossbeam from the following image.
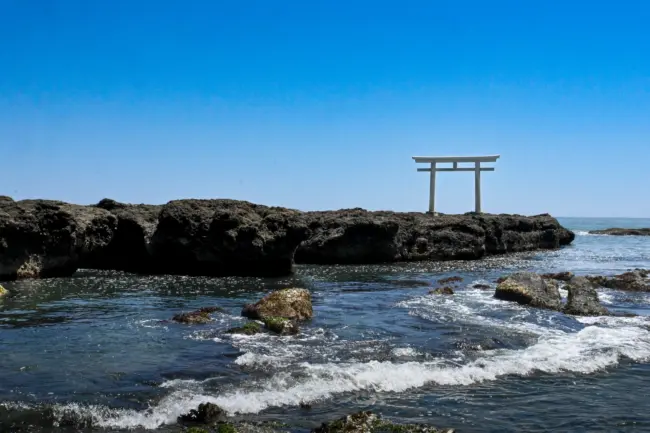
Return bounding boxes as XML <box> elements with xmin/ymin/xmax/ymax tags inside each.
<box><xmin>412</xmin><ymin>155</ymin><xmax>500</xmax><ymax>214</ymax></box>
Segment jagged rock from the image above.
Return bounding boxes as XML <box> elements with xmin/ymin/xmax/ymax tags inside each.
<box><xmin>178</xmin><ymin>402</ymin><xmax>226</xmax><ymax>424</ymax></box>
<box><xmin>587</xmin><ymin>269</ymin><xmax>650</xmax><ymax>292</ymax></box>
<box><xmin>226</xmin><ymin>321</ymin><xmax>262</xmax><ymax>335</ymax></box>
<box><xmin>0</xmin><ymin>197</ymin><xmax>576</xmax><ymax>279</ymax></box>
<box><xmin>429</xmin><ymin>287</ymin><xmax>455</xmax><ymax>295</ymax></box>
<box><xmin>172</xmin><ymin>307</ymin><xmax>223</xmax><ymax>324</ymax></box>
<box><xmin>312</xmin><ymin>411</ymin><xmax>453</xmax><ymax>433</ymax></box>
<box><xmin>589</xmin><ymin>228</ymin><xmax>650</xmax><ymax>236</ymax></box>
<box><xmin>494</xmin><ymin>272</ymin><xmax>561</xmax><ymax>310</ymax></box>
<box><xmin>541</xmin><ymin>271</ymin><xmax>574</xmax><ymax>281</ymax></box>
<box><xmin>149</xmin><ymin>199</ymin><xmax>308</xmax><ymax>277</ymax></box>
<box><xmin>296</xmin><ymin>210</ymin><xmax>574</xmax><ymax>264</ymax></box>
<box><xmin>0</xmin><ymin>199</ymin><xmax>117</xmax><ymax>280</ymax></box>
<box><xmin>242</xmin><ymin>288</ymin><xmax>313</xmax><ymax>320</ymax></box>
<box><xmin>263</xmin><ymin>316</ymin><xmax>300</xmax><ymax>335</ymax></box>
<box><xmin>80</xmin><ymin>199</ymin><xmax>161</xmax><ymax>272</ymax></box>
<box><xmin>563</xmin><ymin>276</ymin><xmax>608</xmax><ymax>316</ymax></box>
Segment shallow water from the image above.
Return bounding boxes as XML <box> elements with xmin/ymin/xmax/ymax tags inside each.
<box><xmin>1</xmin><ymin>217</ymin><xmax>650</xmax><ymax>432</ymax></box>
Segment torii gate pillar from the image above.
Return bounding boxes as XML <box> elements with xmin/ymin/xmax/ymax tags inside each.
<box><xmin>412</xmin><ymin>155</ymin><xmax>500</xmax><ymax>214</ymax></box>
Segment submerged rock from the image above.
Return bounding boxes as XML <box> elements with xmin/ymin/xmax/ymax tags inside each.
<box><xmin>438</xmin><ymin>276</ymin><xmax>463</xmax><ymax>285</ymax></box>
<box><xmin>312</xmin><ymin>411</ymin><xmax>453</xmax><ymax>433</ymax></box>
<box><xmin>242</xmin><ymin>288</ymin><xmax>313</xmax><ymax>320</ymax></box>
<box><xmin>589</xmin><ymin>228</ymin><xmax>650</xmax><ymax>236</ymax></box>
<box><xmin>541</xmin><ymin>271</ymin><xmax>574</xmax><ymax>282</ymax></box>
<box><xmin>263</xmin><ymin>316</ymin><xmax>300</xmax><ymax>335</ymax></box>
<box><xmin>494</xmin><ymin>272</ymin><xmax>561</xmax><ymax>310</ymax></box>
<box><xmin>587</xmin><ymin>269</ymin><xmax>650</xmax><ymax>292</ymax></box>
<box><xmin>429</xmin><ymin>287</ymin><xmax>455</xmax><ymax>295</ymax></box>
<box><xmin>172</xmin><ymin>307</ymin><xmax>222</xmax><ymax>324</ymax></box>
<box><xmin>178</xmin><ymin>403</ymin><xmax>226</xmax><ymax>424</ymax></box>
<box><xmin>563</xmin><ymin>276</ymin><xmax>608</xmax><ymax>316</ymax></box>
<box><xmin>226</xmin><ymin>321</ymin><xmax>262</xmax><ymax>335</ymax></box>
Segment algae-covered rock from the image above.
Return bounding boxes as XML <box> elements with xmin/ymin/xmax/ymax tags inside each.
<box><xmin>494</xmin><ymin>272</ymin><xmax>561</xmax><ymax>310</ymax></box>
<box><xmin>429</xmin><ymin>287</ymin><xmax>454</xmax><ymax>295</ymax></box>
<box><xmin>242</xmin><ymin>288</ymin><xmax>313</xmax><ymax>320</ymax></box>
<box><xmin>0</xmin><ymin>284</ymin><xmax>7</xmax><ymax>297</ymax></box>
<box><xmin>186</xmin><ymin>427</ymin><xmax>211</xmax><ymax>433</ymax></box>
<box><xmin>226</xmin><ymin>321</ymin><xmax>262</xmax><ymax>335</ymax></box>
<box><xmin>437</xmin><ymin>276</ymin><xmax>463</xmax><ymax>285</ymax></box>
<box><xmin>217</xmin><ymin>423</ymin><xmax>237</xmax><ymax>433</ymax></box>
<box><xmin>312</xmin><ymin>411</ymin><xmax>453</xmax><ymax>433</ymax></box>
<box><xmin>263</xmin><ymin>316</ymin><xmax>299</xmax><ymax>335</ymax></box>
<box><xmin>178</xmin><ymin>402</ymin><xmax>226</xmax><ymax>424</ymax></box>
<box><xmin>563</xmin><ymin>276</ymin><xmax>608</xmax><ymax>316</ymax></box>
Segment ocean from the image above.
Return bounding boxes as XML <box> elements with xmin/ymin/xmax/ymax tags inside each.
<box><xmin>1</xmin><ymin>217</ymin><xmax>650</xmax><ymax>433</ymax></box>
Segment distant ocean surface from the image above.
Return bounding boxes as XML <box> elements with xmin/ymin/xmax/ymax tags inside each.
<box><xmin>1</xmin><ymin>217</ymin><xmax>650</xmax><ymax>432</ymax></box>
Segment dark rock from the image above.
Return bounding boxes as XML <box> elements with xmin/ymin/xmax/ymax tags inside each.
<box><xmin>178</xmin><ymin>402</ymin><xmax>226</xmax><ymax>424</ymax></box>
<box><xmin>472</xmin><ymin>283</ymin><xmax>492</xmax><ymax>290</ymax></box>
<box><xmin>541</xmin><ymin>271</ymin><xmax>574</xmax><ymax>282</ymax></box>
<box><xmin>494</xmin><ymin>272</ymin><xmax>561</xmax><ymax>310</ymax></box>
<box><xmin>438</xmin><ymin>276</ymin><xmax>463</xmax><ymax>285</ymax></box>
<box><xmin>312</xmin><ymin>411</ymin><xmax>453</xmax><ymax>433</ymax></box>
<box><xmin>587</xmin><ymin>269</ymin><xmax>650</xmax><ymax>292</ymax></box>
<box><xmin>172</xmin><ymin>308</ymin><xmax>220</xmax><ymax>324</ymax></box>
<box><xmin>0</xmin><ymin>199</ymin><xmax>117</xmax><ymax>280</ymax></box>
<box><xmin>296</xmin><ymin>210</ymin><xmax>574</xmax><ymax>264</ymax></box>
<box><xmin>429</xmin><ymin>287</ymin><xmax>455</xmax><ymax>295</ymax></box>
<box><xmin>263</xmin><ymin>316</ymin><xmax>300</xmax><ymax>335</ymax></box>
<box><xmin>81</xmin><ymin>199</ymin><xmax>161</xmax><ymax>273</ymax></box>
<box><xmin>226</xmin><ymin>321</ymin><xmax>262</xmax><ymax>335</ymax></box>
<box><xmin>149</xmin><ymin>199</ymin><xmax>308</xmax><ymax>277</ymax></box>
<box><xmin>589</xmin><ymin>228</ymin><xmax>650</xmax><ymax>236</ymax></box>
<box><xmin>242</xmin><ymin>288</ymin><xmax>313</xmax><ymax>320</ymax></box>
<box><xmin>563</xmin><ymin>276</ymin><xmax>608</xmax><ymax>316</ymax></box>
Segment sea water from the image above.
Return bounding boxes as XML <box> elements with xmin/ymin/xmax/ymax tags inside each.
<box><xmin>1</xmin><ymin>217</ymin><xmax>650</xmax><ymax>432</ymax></box>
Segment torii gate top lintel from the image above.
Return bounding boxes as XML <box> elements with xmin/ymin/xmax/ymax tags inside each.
<box><xmin>412</xmin><ymin>154</ymin><xmax>500</xmax><ymax>214</ymax></box>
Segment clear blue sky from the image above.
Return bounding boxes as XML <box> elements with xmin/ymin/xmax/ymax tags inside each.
<box><xmin>1</xmin><ymin>1</ymin><xmax>649</xmax><ymax>217</ymax></box>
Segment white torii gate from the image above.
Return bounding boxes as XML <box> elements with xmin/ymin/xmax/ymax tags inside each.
<box><xmin>412</xmin><ymin>155</ymin><xmax>500</xmax><ymax>214</ymax></box>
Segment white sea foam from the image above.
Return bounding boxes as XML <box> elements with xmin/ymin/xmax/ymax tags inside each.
<box><xmin>391</xmin><ymin>347</ymin><xmax>420</xmax><ymax>357</ymax></box>
<box><xmin>51</xmin><ymin>322</ymin><xmax>650</xmax><ymax>429</ymax></box>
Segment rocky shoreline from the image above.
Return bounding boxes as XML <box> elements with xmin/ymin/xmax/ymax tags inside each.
<box><xmin>589</xmin><ymin>227</ymin><xmax>650</xmax><ymax>236</ymax></box>
<box><xmin>0</xmin><ymin>197</ymin><xmax>575</xmax><ymax>280</ymax></box>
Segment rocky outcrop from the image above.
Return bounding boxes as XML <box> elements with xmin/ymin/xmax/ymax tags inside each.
<box><xmin>430</xmin><ymin>287</ymin><xmax>455</xmax><ymax>295</ymax></box>
<box><xmin>148</xmin><ymin>199</ymin><xmax>308</xmax><ymax>277</ymax></box>
<box><xmin>563</xmin><ymin>276</ymin><xmax>608</xmax><ymax>316</ymax></box>
<box><xmin>80</xmin><ymin>199</ymin><xmax>161</xmax><ymax>272</ymax></box>
<box><xmin>589</xmin><ymin>228</ymin><xmax>650</xmax><ymax>236</ymax></box>
<box><xmin>242</xmin><ymin>288</ymin><xmax>313</xmax><ymax>320</ymax></box>
<box><xmin>0</xmin><ymin>197</ymin><xmax>575</xmax><ymax>280</ymax></box>
<box><xmin>262</xmin><ymin>316</ymin><xmax>300</xmax><ymax>335</ymax></box>
<box><xmin>0</xmin><ymin>199</ymin><xmax>117</xmax><ymax>280</ymax></box>
<box><xmin>494</xmin><ymin>272</ymin><xmax>561</xmax><ymax>310</ymax></box>
<box><xmin>587</xmin><ymin>269</ymin><xmax>650</xmax><ymax>292</ymax></box>
<box><xmin>296</xmin><ymin>210</ymin><xmax>574</xmax><ymax>264</ymax></box>
<box><xmin>178</xmin><ymin>403</ymin><xmax>226</xmax><ymax>424</ymax></box>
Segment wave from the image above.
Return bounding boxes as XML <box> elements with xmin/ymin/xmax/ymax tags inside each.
<box><xmin>37</xmin><ymin>321</ymin><xmax>650</xmax><ymax>430</ymax></box>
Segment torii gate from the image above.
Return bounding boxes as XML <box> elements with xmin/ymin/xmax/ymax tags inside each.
<box><xmin>412</xmin><ymin>155</ymin><xmax>500</xmax><ymax>214</ymax></box>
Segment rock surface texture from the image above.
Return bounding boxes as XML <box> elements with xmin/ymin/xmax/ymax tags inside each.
<box><xmin>494</xmin><ymin>272</ymin><xmax>562</xmax><ymax>310</ymax></box>
<box><xmin>563</xmin><ymin>276</ymin><xmax>609</xmax><ymax>316</ymax></box>
<box><xmin>242</xmin><ymin>288</ymin><xmax>313</xmax><ymax>320</ymax></box>
<box><xmin>0</xmin><ymin>198</ymin><xmax>575</xmax><ymax>280</ymax></box>
<box><xmin>589</xmin><ymin>228</ymin><xmax>650</xmax><ymax>236</ymax></box>
<box><xmin>296</xmin><ymin>210</ymin><xmax>574</xmax><ymax>264</ymax></box>
<box><xmin>587</xmin><ymin>269</ymin><xmax>650</xmax><ymax>292</ymax></box>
